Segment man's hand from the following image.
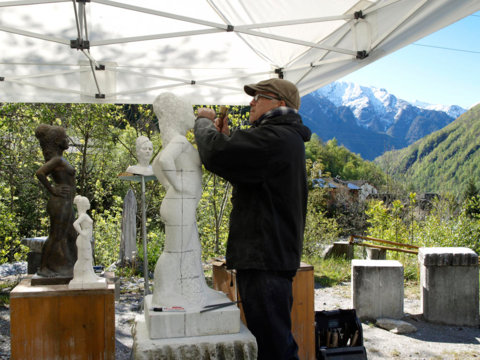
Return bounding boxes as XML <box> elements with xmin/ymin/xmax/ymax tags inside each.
<box><xmin>197</xmin><ymin>107</ymin><xmax>216</xmax><ymax>121</ymax></box>
<box><xmin>215</xmin><ymin>115</ymin><xmax>230</xmax><ymax>136</ymax></box>
<box><xmin>197</xmin><ymin>107</ymin><xmax>230</xmax><ymax>135</ymax></box>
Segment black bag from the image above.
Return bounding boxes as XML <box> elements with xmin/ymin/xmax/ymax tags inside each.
<box><xmin>315</xmin><ymin>309</ymin><xmax>367</xmax><ymax>360</ymax></box>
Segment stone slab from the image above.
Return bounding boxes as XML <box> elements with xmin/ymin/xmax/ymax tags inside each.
<box><xmin>144</xmin><ymin>293</ymin><xmax>241</xmax><ymax>339</ymax></box>
<box><xmin>418</xmin><ymin>247</ymin><xmax>478</xmax><ymax>266</ymax></box>
<box><xmin>21</xmin><ymin>236</ymin><xmax>47</xmax><ymax>253</ymax></box>
<box><xmin>30</xmin><ymin>273</ymin><xmax>72</xmax><ymax>286</ymax></box>
<box><xmin>133</xmin><ymin>314</ymin><xmax>257</xmax><ymax>360</ymax></box>
<box><xmin>352</xmin><ymin>260</ymin><xmax>404</xmax><ymax>320</ymax></box>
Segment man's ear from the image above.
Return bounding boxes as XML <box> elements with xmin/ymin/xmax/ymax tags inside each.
<box><xmin>279</xmin><ymin>100</ymin><xmax>286</xmax><ymax>107</ymax></box>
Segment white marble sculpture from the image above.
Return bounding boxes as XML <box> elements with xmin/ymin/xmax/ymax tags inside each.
<box><xmin>151</xmin><ymin>93</ymin><xmax>218</xmax><ymax>310</ymax></box>
<box><xmin>126</xmin><ymin>136</ymin><xmax>154</xmax><ymax>176</ymax></box>
<box><xmin>69</xmin><ymin>195</ymin><xmax>107</xmax><ymax>289</ymax></box>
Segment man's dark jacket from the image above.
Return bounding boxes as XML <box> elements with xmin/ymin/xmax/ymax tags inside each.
<box><xmin>194</xmin><ymin>111</ymin><xmax>311</xmax><ymax>271</ymax></box>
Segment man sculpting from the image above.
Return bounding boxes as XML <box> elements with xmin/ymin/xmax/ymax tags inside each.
<box><xmin>194</xmin><ymin>78</ymin><xmax>311</xmax><ymax>360</ymax></box>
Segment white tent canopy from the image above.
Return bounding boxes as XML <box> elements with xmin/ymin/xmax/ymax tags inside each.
<box><xmin>1</xmin><ymin>0</ymin><xmax>479</xmax><ymax>104</ymax></box>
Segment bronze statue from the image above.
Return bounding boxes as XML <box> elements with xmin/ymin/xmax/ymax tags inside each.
<box><xmin>35</xmin><ymin>124</ymin><xmax>77</xmax><ymax>278</ymax></box>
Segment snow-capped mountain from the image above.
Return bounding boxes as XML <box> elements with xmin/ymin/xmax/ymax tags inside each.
<box><xmin>412</xmin><ymin>101</ymin><xmax>466</xmax><ymax>119</ymax></box>
<box><xmin>299</xmin><ymin>81</ymin><xmax>467</xmax><ymax>160</ymax></box>
<box><xmin>311</xmin><ymin>81</ymin><xmax>466</xmax><ymax>133</ymax></box>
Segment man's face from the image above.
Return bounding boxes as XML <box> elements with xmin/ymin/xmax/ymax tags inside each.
<box><xmin>249</xmin><ymin>92</ymin><xmax>283</xmax><ymax>124</ymax></box>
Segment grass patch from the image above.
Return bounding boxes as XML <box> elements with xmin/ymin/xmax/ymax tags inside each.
<box><xmin>305</xmin><ymin>257</ymin><xmax>351</xmax><ymax>287</ymax></box>
<box><xmin>404</xmin><ymin>280</ymin><xmax>420</xmax><ymax>299</ymax></box>
<box><xmin>0</xmin><ymin>280</ymin><xmax>18</xmax><ymax>306</ymax></box>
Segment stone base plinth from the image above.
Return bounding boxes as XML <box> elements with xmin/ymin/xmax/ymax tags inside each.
<box><xmin>419</xmin><ymin>247</ymin><xmax>479</xmax><ymax>326</ymax></box>
<box><xmin>144</xmin><ymin>293</ymin><xmax>241</xmax><ymax>339</ymax></box>
<box><xmin>352</xmin><ymin>259</ymin><xmax>404</xmax><ymax>320</ymax></box>
<box><xmin>133</xmin><ymin>315</ymin><xmax>257</xmax><ymax>360</ymax></box>
<box><xmin>31</xmin><ymin>273</ymin><xmax>72</xmax><ymax>285</ymax></box>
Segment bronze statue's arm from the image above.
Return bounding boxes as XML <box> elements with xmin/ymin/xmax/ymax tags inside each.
<box><xmin>35</xmin><ymin>157</ymin><xmax>67</xmax><ymax>197</ymax></box>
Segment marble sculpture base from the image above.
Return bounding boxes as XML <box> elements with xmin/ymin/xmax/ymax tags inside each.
<box><xmin>144</xmin><ymin>293</ymin><xmax>241</xmax><ymax>339</ymax></box>
<box><xmin>133</xmin><ymin>314</ymin><xmax>257</xmax><ymax>360</ymax></box>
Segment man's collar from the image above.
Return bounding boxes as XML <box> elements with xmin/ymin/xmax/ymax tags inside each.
<box><xmin>253</xmin><ymin>106</ymin><xmax>299</xmax><ymax>127</ymax></box>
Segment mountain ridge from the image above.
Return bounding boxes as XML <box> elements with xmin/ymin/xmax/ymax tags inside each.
<box><xmin>299</xmin><ymin>81</ymin><xmax>467</xmax><ymax>160</ymax></box>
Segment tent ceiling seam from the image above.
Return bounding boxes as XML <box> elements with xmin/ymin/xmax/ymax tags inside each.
<box><xmin>92</xmin><ymin>0</ymin><xmax>229</xmax><ymax>31</ymax></box>
<box><xmin>364</xmin><ymin>0</ymin><xmax>403</xmax><ymax>16</ymax></box>
<box><xmin>371</xmin><ymin>0</ymin><xmax>429</xmax><ymax>49</ymax></box>
<box><xmin>284</xmin><ymin>17</ymin><xmax>353</xmax><ymax>71</ymax></box>
<box><xmin>237</xmin><ymin>28</ymin><xmax>357</xmax><ymax>56</ymax></box>
<box><xmin>111</xmin><ymin>67</ymin><xmax>273</xmax><ymax>88</ymax></box>
<box><xmin>0</xmin><ymin>24</ymin><xmax>69</xmax><ymax>44</ymax></box>
<box><xmin>235</xmin><ymin>15</ymin><xmax>352</xmax><ymax>31</ymax></box>
<box><xmin>90</xmin><ymin>29</ymin><xmax>224</xmax><ymax>46</ymax></box>
<box><xmin>0</xmin><ymin>0</ymin><xmax>68</xmax><ymax>7</ymax></box>
<box><xmin>5</xmin><ymin>78</ymin><xmax>86</xmax><ymax>95</ymax></box>
<box><xmin>3</xmin><ymin>68</ymin><xmax>89</xmax><ymax>81</ymax></box>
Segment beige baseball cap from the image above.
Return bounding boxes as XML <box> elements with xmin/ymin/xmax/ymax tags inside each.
<box><xmin>244</xmin><ymin>78</ymin><xmax>301</xmax><ymax>110</ymax></box>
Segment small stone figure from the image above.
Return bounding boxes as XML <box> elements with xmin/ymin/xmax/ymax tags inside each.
<box><xmin>126</xmin><ymin>136</ymin><xmax>154</xmax><ymax>176</ymax></box>
<box><xmin>69</xmin><ymin>195</ymin><xmax>107</xmax><ymax>289</ymax></box>
<box><xmin>151</xmin><ymin>93</ymin><xmax>218</xmax><ymax>310</ymax></box>
<box><xmin>119</xmin><ymin>189</ymin><xmax>137</xmax><ymax>265</ymax></box>
<box><xmin>35</xmin><ymin>124</ymin><xmax>77</xmax><ymax>278</ymax></box>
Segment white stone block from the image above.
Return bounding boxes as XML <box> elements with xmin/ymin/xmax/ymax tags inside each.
<box><xmin>352</xmin><ymin>259</ymin><xmax>404</xmax><ymax>320</ymax></box>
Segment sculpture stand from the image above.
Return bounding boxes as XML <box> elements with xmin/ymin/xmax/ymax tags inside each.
<box><xmin>143</xmin><ymin>292</ymin><xmax>240</xmax><ymax>339</ymax></box>
<box><xmin>133</xmin><ymin>314</ymin><xmax>256</xmax><ymax>359</ymax></box>
<box><xmin>119</xmin><ymin>173</ymin><xmax>156</xmax><ymax>295</ymax></box>
<box><xmin>10</xmin><ymin>277</ymin><xmax>115</xmax><ymax>360</ymax></box>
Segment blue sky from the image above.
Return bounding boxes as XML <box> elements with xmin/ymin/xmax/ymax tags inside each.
<box><xmin>341</xmin><ymin>11</ymin><xmax>480</xmax><ymax>109</ymax></box>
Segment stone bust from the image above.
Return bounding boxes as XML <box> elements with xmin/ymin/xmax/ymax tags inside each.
<box><xmin>126</xmin><ymin>136</ymin><xmax>154</xmax><ymax>176</ymax></box>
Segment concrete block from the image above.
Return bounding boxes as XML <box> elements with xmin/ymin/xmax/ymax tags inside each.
<box><xmin>133</xmin><ymin>314</ymin><xmax>257</xmax><ymax>360</ymax></box>
<box><xmin>21</xmin><ymin>237</ymin><xmax>46</xmax><ymax>274</ymax></box>
<box><xmin>352</xmin><ymin>260</ymin><xmax>404</xmax><ymax>320</ymax></box>
<box><xmin>144</xmin><ymin>294</ymin><xmax>241</xmax><ymax>339</ymax></box>
<box><xmin>366</xmin><ymin>247</ymin><xmax>386</xmax><ymax>260</ymax></box>
<box><xmin>419</xmin><ymin>247</ymin><xmax>479</xmax><ymax>326</ymax></box>
<box><xmin>323</xmin><ymin>241</ymin><xmax>354</xmax><ymax>259</ymax></box>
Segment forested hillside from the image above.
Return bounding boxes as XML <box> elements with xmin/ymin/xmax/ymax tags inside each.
<box><xmin>375</xmin><ymin>104</ymin><xmax>480</xmax><ymax>196</ymax></box>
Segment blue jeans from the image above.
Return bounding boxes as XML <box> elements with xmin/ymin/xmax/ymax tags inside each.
<box><xmin>236</xmin><ymin>269</ymin><xmax>299</xmax><ymax>360</ymax></box>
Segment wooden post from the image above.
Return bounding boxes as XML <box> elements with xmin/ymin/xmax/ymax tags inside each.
<box><xmin>212</xmin><ymin>261</ymin><xmax>315</xmax><ymax>360</ymax></box>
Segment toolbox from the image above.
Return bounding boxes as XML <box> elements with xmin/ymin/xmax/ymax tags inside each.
<box><xmin>315</xmin><ymin>309</ymin><xmax>367</xmax><ymax>359</ymax></box>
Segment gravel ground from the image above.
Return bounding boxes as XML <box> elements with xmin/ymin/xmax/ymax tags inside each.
<box><xmin>316</xmin><ymin>282</ymin><xmax>480</xmax><ymax>360</ymax></box>
<box><xmin>1</xmin><ymin>263</ymin><xmax>480</xmax><ymax>359</ymax></box>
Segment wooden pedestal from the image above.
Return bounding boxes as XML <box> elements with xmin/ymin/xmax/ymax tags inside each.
<box><xmin>10</xmin><ymin>277</ymin><xmax>115</xmax><ymax>360</ymax></box>
<box><xmin>212</xmin><ymin>261</ymin><xmax>315</xmax><ymax>360</ymax></box>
